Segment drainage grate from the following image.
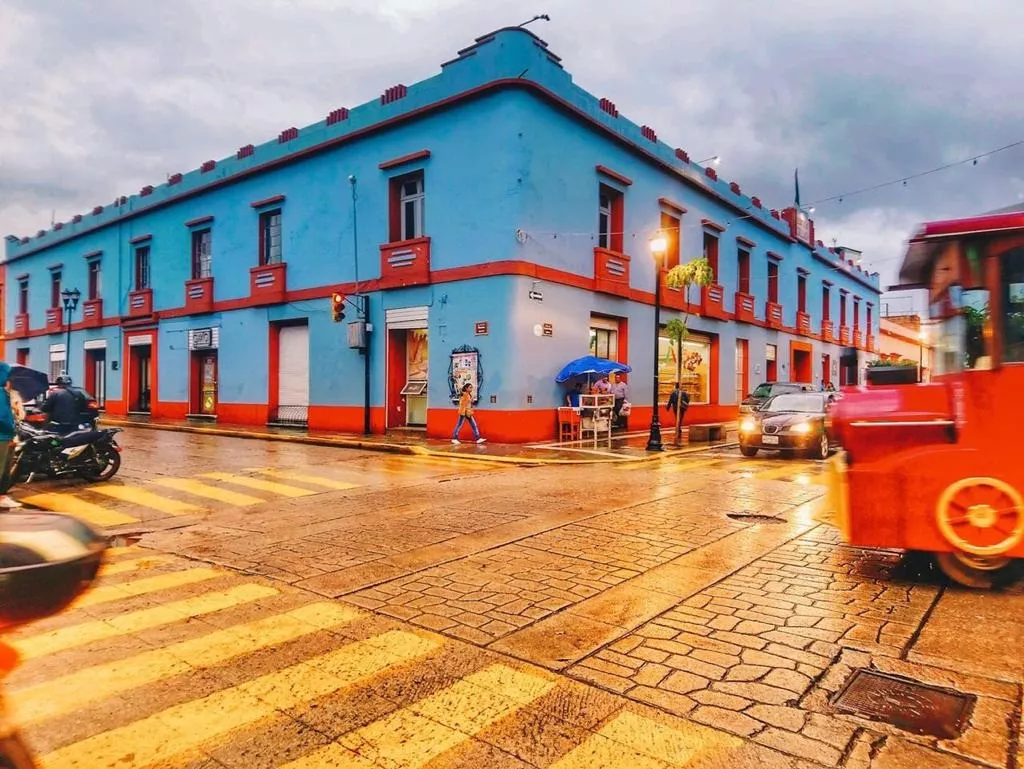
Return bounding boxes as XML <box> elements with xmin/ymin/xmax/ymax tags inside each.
<box><xmin>832</xmin><ymin>669</ymin><xmax>975</xmax><ymax>739</ymax></box>
<box><xmin>726</xmin><ymin>513</ymin><xmax>785</xmax><ymax>524</ymax></box>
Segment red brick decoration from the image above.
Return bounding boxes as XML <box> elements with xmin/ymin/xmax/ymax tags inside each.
<box><xmin>236</xmin><ymin>145</ymin><xmax>254</xmax><ymax>159</ymax></box>
<box><xmin>598</xmin><ymin>98</ymin><xmax>619</xmax><ymax>117</ymax></box>
<box><xmin>72</xmin><ymin>214</ymin><xmax>82</xmax><ymax>223</ymax></box>
<box><xmin>278</xmin><ymin>127</ymin><xmax>299</xmax><ymax>143</ymax></box>
<box><xmin>751</xmin><ymin>197</ymin><xmax>762</xmax><ymax>208</ymax></box>
<box><xmin>168</xmin><ymin>173</ymin><xmax>183</xmax><ymax>184</ymax></box>
<box><xmin>381</xmin><ymin>84</ymin><xmax>408</xmax><ymax>105</ymax></box>
<box><xmin>326</xmin><ymin>108</ymin><xmax>350</xmax><ymax>125</ymax></box>
<box><xmin>53</xmin><ymin>222</ymin><xmax>63</xmax><ymax>230</ymax></box>
<box><xmin>200</xmin><ymin>160</ymin><xmax>216</xmax><ymax>173</ymax></box>
<box><xmin>641</xmin><ymin>125</ymin><xmax>657</xmax><ymax>142</ymax></box>
<box><xmin>730</xmin><ymin>181</ymin><xmax>742</xmax><ymax>195</ymax></box>
<box><xmin>140</xmin><ymin>185</ymin><xmax>154</xmax><ymax>196</ymax></box>
<box><xmin>706</xmin><ymin>167</ymin><xmax>718</xmax><ymax>181</ymax></box>
<box><xmin>675</xmin><ymin>148</ymin><xmax>690</xmax><ymax>163</ymax></box>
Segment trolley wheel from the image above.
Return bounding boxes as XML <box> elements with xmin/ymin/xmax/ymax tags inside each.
<box><xmin>740</xmin><ymin>445</ymin><xmax>758</xmax><ymax>458</ymax></box>
<box><xmin>934</xmin><ymin>552</ymin><xmax>1024</xmax><ymax>589</ymax></box>
<box><xmin>935</xmin><ymin>477</ymin><xmax>1024</xmax><ymax>557</ymax></box>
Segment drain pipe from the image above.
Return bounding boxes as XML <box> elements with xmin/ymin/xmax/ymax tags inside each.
<box><xmin>349</xmin><ymin>175</ymin><xmax>371</xmax><ymax>435</ymax></box>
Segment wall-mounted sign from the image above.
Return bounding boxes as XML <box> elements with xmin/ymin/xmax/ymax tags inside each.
<box><xmin>474</xmin><ymin>321</ymin><xmax>488</xmax><ymax>336</ymax></box>
<box><xmin>542</xmin><ymin>323</ymin><xmax>553</xmax><ymax>337</ymax></box>
<box><xmin>528</xmin><ymin>290</ymin><xmax>543</xmax><ymax>301</ymax></box>
<box><xmin>448</xmin><ymin>345</ymin><xmax>484</xmax><ymax>405</ymax></box>
<box><xmin>188</xmin><ymin>327</ymin><xmax>217</xmax><ymax>351</ymax></box>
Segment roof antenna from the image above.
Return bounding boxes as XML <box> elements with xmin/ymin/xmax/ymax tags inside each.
<box><xmin>518</xmin><ymin>14</ymin><xmax>550</xmax><ymax>27</ymax></box>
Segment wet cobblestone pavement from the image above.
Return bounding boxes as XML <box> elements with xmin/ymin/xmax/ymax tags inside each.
<box><xmin>8</xmin><ymin>429</ymin><xmax>1022</xmax><ymax>767</ymax></box>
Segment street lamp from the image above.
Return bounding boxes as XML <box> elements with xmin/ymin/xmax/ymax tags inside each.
<box><xmin>646</xmin><ymin>235</ymin><xmax>668</xmax><ymax>452</ymax></box>
<box><xmin>697</xmin><ymin>155</ymin><xmax>721</xmax><ymax>166</ymax></box>
<box><xmin>60</xmin><ymin>288</ymin><xmax>81</xmax><ymax>378</ymax></box>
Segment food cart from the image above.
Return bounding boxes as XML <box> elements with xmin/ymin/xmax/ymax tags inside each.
<box><xmin>827</xmin><ymin>210</ymin><xmax>1024</xmax><ymax>588</ymax></box>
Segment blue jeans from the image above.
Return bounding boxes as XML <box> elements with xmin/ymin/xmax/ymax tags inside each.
<box><xmin>452</xmin><ymin>415</ymin><xmax>480</xmax><ymax>440</ymax></box>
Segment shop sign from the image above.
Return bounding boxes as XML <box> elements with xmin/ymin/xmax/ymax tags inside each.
<box><xmin>474</xmin><ymin>321</ymin><xmax>488</xmax><ymax>336</ymax></box>
<box><xmin>188</xmin><ymin>327</ymin><xmax>218</xmax><ymax>351</ymax></box>
<box><xmin>542</xmin><ymin>323</ymin><xmax>553</xmax><ymax>337</ymax></box>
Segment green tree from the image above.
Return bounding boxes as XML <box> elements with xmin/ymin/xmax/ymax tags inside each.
<box><xmin>663</xmin><ymin>256</ymin><xmax>714</xmax><ymax>446</ymax></box>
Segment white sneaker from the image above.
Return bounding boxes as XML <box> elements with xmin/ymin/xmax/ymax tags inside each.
<box><xmin>451</xmin><ymin>439</ymin><xmax>460</xmax><ymax>444</ymax></box>
<box><xmin>0</xmin><ymin>496</ymin><xmax>23</xmax><ymax>509</ymax></box>
<box><xmin>476</xmin><ymin>437</ymin><xmax>487</xmax><ymax>443</ymax></box>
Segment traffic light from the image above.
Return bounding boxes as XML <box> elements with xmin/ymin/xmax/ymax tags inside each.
<box><xmin>331</xmin><ymin>293</ymin><xmax>345</xmax><ymax>322</ymax></box>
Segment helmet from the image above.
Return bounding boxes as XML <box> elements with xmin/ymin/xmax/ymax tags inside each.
<box><xmin>55</xmin><ymin>375</ymin><xmax>72</xmax><ymax>387</ymax></box>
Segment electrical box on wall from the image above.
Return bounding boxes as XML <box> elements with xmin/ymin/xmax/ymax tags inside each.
<box><xmin>347</xmin><ymin>321</ymin><xmax>367</xmax><ymax>349</ymax></box>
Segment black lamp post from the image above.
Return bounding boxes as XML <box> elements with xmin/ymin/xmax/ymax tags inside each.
<box><xmin>918</xmin><ymin>328</ymin><xmax>926</xmax><ymax>383</ymax></box>
<box><xmin>646</xmin><ymin>236</ymin><xmax>667</xmax><ymax>452</ymax></box>
<box><xmin>60</xmin><ymin>287</ymin><xmax>81</xmax><ymax>377</ymax></box>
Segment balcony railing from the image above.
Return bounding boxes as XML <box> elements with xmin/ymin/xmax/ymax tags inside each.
<box><xmin>13</xmin><ymin>313</ymin><xmax>29</xmax><ymax>337</ymax></box>
<box><xmin>380</xmin><ymin>237</ymin><xmax>431</xmax><ymax>287</ymax></box>
<box><xmin>734</xmin><ymin>292</ymin><xmax>756</xmax><ymax>323</ymax></box>
<box><xmin>866</xmin><ymin>334</ymin><xmax>876</xmax><ymax>352</ymax></box>
<box><xmin>45</xmin><ymin>307</ymin><xmax>63</xmax><ymax>333</ymax></box>
<box><xmin>127</xmin><ymin>288</ymin><xmax>153</xmax><ymax>318</ymax></box>
<box><xmin>82</xmin><ymin>298</ymin><xmax>103</xmax><ymax>328</ymax></box>
<box><xmin>839</xmin><ymin>325</ymin><xmax>852</xmax><ymax>345</ymax></box>
<box><xmin>185</xmin><ymin>277</ymin><xmax>214</xmax><ymax>314</ymax></box>
<box><xmin>662</xmin><ymin>271</ymin><xmax>685</xmax><ymax>311</ymax></box>
<box><xmin>249</xmin><ymin>262</ymin><xmax>287</xmax><ymax>305</ymax></box>
<box><xmin>594</xmin><ymin>247</ymin><xmax>631</xmax><ymax>298</ymax></box>
<box><xmin>853</xmin><ymin>329</ymin><xmax>863</xmax><ymax>348</ymax></box>
<box><xmin>796</xmin><ymin>311</ymin><xmax>811</xmax><ymax>335</ymax></box>
<box><xmin>821</xmin><ymin>319</ymin><xmax>834</xmax><ymax>341</ymax></box>
<box><xmin>700</xmin><ymin>283</ymin><xmax>728</xmax><ymax>320</ymax></box>
<box><xmin>766</xmin><ymin>301</ymin><xmax>783</xmax><ymax>329</ymax></box>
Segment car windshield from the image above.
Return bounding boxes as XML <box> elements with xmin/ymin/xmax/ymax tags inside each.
<box><xmin>751</xmin><ymin>384</ymin><xmax>773</xmax><ymax>398</ymax></box>
<box><xmin>762</xmin><ymin>393</ymin><xmax>825</xmax><ymax>414</ymax></box>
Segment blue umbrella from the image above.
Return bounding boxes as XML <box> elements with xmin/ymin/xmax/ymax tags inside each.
<box><xmin>6</xmin><ymin>366</ymin><xmax>49</xmax><ymax>402</ymax></box>
<box><xmin>555</xmin><ymin>355</ymin><xmax>632</xmax><ymax>383</ymax></box>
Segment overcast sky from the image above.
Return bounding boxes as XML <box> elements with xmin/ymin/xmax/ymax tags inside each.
<box><xmin>2</xmin><ymin>0</ymin><xmax>1022</xmax><ymax>310</ymax></box>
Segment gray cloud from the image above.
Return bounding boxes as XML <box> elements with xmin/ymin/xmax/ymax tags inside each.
<box><xmin>2</xmin><ymin>0</ymin><xmax>1022</xmax><ymax>296</ymax></box>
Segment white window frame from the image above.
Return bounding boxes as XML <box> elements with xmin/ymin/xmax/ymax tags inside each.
<box><xmin>598</xmin><ymin>192</ymin><xmax>612</xmax><ymax>249</ymax></box>
<box><xmin>399</xmin><ymin>176</ymin><xmax>425</xmax><ymax>240</ymax></box>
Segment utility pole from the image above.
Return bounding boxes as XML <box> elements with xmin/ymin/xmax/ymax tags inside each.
<box><xmin>349</xmin><ymin>175</ymin><xmax>371</xmax><ymax>435</ymax></box>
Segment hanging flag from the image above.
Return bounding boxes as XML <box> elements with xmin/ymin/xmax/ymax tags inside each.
<box><xmin>794</xmin><ymin>168</ymin><xmax>801</xmax><ymax>207</ymax></box>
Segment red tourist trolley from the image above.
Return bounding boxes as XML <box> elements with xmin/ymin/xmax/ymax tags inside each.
<box><xmin>828</xmin><ymin>209</ymin><xmax>1024</xmax><ymax>588</ymax></box>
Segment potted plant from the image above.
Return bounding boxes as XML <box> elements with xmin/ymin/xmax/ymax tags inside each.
<box><xmin>866</xmin><ymin>353</ymin><xmax>919</xmax><ymax>385</ymax></box>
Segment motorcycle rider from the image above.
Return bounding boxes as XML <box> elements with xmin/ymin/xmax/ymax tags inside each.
<box><xmin>39</xmin><ymin>375</ymin><xmax>84</xmax><ymax>435</ymax></box>
<box><xmin>0</xmin><ymin>363</ymin><xmax>22</xmax><ymax>509</ymax></box>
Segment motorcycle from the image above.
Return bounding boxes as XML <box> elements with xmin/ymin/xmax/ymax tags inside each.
<box><xmin>1</xmin><ymin>511</ymin><xmax>108</xmax><ymax>767</ymax></box>
<box><xmin>10</xmin><ymin>423</ymin><xmax>123</xmax><ymax>484</ymax></box>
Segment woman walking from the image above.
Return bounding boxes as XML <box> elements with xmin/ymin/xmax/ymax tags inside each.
<box><xmin>452</xmin><ymin>383</ymin><xmax>486</xmax><ymax>444</ymax></box>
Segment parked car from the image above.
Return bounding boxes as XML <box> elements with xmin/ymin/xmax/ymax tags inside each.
<box><xmin>738</xmin><ymin>391</ymin><xmax>838</xmax><ymax>460</ymax></box>
<box><xmin>22</xmin><ymin>386</ymin><xmax>101</xmax><ymax>429</ymax></box>
<box><xmin>739</xmin><ymin>382</ymin><xmax>814</xmax><ymax>414</ymax></box>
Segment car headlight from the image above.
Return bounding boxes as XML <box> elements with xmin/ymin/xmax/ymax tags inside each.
<box><xmin>791</xmin><ymin>422</ymin><xmax>812</xmax><ymax>435</ymax></box>
<box><xmin>740</xmin><ymin>418</ymin><xmax>757</xmax><ymax>432</ymax></box>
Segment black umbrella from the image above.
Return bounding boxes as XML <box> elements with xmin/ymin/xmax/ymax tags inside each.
<box><xmin>6</xmin><ymin>366</ymin><xmax>50</xmax><ymax>402</ymax></box>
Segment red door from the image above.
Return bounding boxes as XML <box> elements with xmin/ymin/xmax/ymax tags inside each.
<box><xmin>199</xmin><ymin>353</ymin><xmax>217</xmax><ymax>415</ymax></box>
<box><xmin>822</xmin><ymin>354</ymin><xmax>831</xmax><ymax>386</ymax></box>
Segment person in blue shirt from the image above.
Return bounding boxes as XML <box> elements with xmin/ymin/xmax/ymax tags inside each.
<box><xmin>566</xmin><ymin>383</ymin><xmax>583</xmax><ymax>408</ymax></box>
<box><xmin>0</xmin><ymin>362</ymin><xmax>22</xmax><ymax>508</ymax></box>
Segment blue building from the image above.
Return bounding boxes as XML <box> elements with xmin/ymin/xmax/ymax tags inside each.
<box><xmin>2</xmin><ymin>27</ymin><xmax>881</xmax><ymax>442</ymax></box>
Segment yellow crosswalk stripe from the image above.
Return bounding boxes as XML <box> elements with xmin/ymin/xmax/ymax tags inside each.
<box><xmin>74</xmin><ymin>567</ymin><xmax>223</xmax><ymax>609</ymax></box>
<box><xmin>100</xmin><ymin>555</ymin><xmax>170</xmax><ymax>576</ymax></box>
<box><xmin>19</xmin><ymin>492</ymin><xmax>137</xmax><ymax>526</ymax></box>
<box><xmin>13</xmin><ymin>602</ymin><xmax>363</xmax><ymax>725</ymax></box>
<box><xmin>40</xmin><ymin>630</ymin><xmax>439</xmax><ymax>769</ymax></box>
<box><xmin>152</xmin><ymin>477</ymin><xmax>264</xmax><ymax>506</ymax></box>
<box><xmin>552</xmin><ymin>710</ymin><xmax>741</xmax><ymax>768</ymax></box>
<box><xmin>13</xmin><ymin>583</ymin><xmax>278</xmax><ymax>660</ymax></box>
<box><xmin>249</xmin><ymin>468</ymin><xmax>361</xmax><ymax>490</ymax></box>
<box><xmin>281</xmin><ymin>663</ymin><xmax>555</xmax><ymax>768</ymax></box>
<box><xmin>91</xmin><ymin>484</ymin><xmax>203</xmax><ymax>516</ymax></box>
<box><xmin>199</xmin><ymin>471</ymin><xmax>316</xmax><ymax>497</ymax></box>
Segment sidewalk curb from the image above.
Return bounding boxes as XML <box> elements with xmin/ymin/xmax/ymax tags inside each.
<box><xmin>102</xmin><ymin>418</ymin><xmax>737</xmax><ymax>466</ymax></box>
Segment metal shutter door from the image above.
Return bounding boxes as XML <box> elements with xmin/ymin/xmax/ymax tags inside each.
<box><xmin>277</xmin><ymin>325</ymin><xmax>309</xmax><ymax>423</ymax></box>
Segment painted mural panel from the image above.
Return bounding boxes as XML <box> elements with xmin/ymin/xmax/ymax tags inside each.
<box><xmin>658</xmin><ymin>333</ymin><xmax>711</xmax><ymax>405</ymax></box>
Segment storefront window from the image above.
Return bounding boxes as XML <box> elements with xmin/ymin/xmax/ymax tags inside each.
<box><xmin>1003</xmin><ymin>247</ymin><xmax>1024</xmax><ymax>364</ymax></box>
<box><xmin>589</xmin><ymin>327</ymin><xmax>618</xmax><ymax>360</ymax></box>
<box><xmin>658</xmin><ymin>332</ymin><xmax>711</xmax><ymax>405</ymax></box>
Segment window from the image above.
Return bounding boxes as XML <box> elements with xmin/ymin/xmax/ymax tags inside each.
<box><xmin>658</xmin><ymin>331</ymin><xmax>712</xmax><ymax>405</ymax></box>
<box><xmin>18</xmin><ymin>280</ymin><xmax>28</xmax><ymax>315</ymax></box>
<box><xmin>853</xmin><ymin>298</ymin><xmax>861</xmax><ymax>331</ymax></box>
<box><xmin>590</xmin><ymin>328</ymin><xmax>618</xmax><ymax>360</ymax></box>
<box><xmin>48</xmin><ymin>345</ymin><xmax>66</xmax><ymax>382</ymax></box>
<box><xmin>797</xmin><ymin>274</ymin><xmax>807</xmax><ymax>314</ymax></box>
<box><xmin>822</xmin><ymin>285</ymin><xmax>831</xmax><ymax>321</ymax></box>
<box><xmin>259</xmin><ymin>209</ymin><xmax>283</xmax><ymax>265</ymax></box>
<box><xmin>50</xmin><ymin>271</ymin><xmax>61</xmax><ymax>308</ymax></box>
<box><xmin>388</xmin><ymin>172</ymin><xmax>425</xmax><ymax>243</ymax></box>
<box><xmin>840</xmin><ymin>292</ymin><xmax>848</xmax><ymax>327</ymax></box>
<box><xmin>88</xmin><ymin>260</ymin><xmax>101</xmax><ymax>300</ymax></box>
<box><xmin>1002</xmin><ymin>247</ymin><xmax>1024</xmax><ymax>363</ymax></box>
<box><xmin>192</xmin><ymin>229</ymin><xmax>212</xmax><ymax>279</ymax></box>
<box><xmin>767</xmin><ymin>261</ymin><xmax>779</xmax><ymax>303</ymax></box>
<box><xmin>766</xmin><ymin>343</ymin><xmax>778</xmax><ymax>381</ymax></box>
<box><xmin>660</xmin><ymin>212</ymin><xmax>680</xmax><ymax>269</ymax></box>
<box><xmin>597</xmin><ymin>184</ymin><xmax>624</xmax><ymax>252</ymax></box>
<box><xmin>737</xmin><ymin>248</ymin><xmax>750</xmax><ymax>295</ymax></box>
<box><xmin>866</xmin><ymin>305</ymin><xmax>873</xmax><ymax>335</ymax></box>
<box><xmin>134</xmin><ymin>245</ymin><xmax>151</xmax><ymax>290</ymax></box>
<box><xmin>703</xmin><ymin>233</ymin><xmax>719</xmax><ymax>282</ymax></box>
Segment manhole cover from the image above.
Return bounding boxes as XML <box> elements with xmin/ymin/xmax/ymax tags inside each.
<box><xmin>726</xmin><ymin>513</ymin><xmax>785</xmax><ymax>524</ymax></box>
<box><xmin>832</xmin><ymin>669</ymin><xmax>974</xmax><ymax>739</ymax></box>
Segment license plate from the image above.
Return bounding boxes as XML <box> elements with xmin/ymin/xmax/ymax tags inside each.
<box><xmin>762</xmin><ymin>435</ymin><xmax>780</xmax><ymax>445</ymax></box>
